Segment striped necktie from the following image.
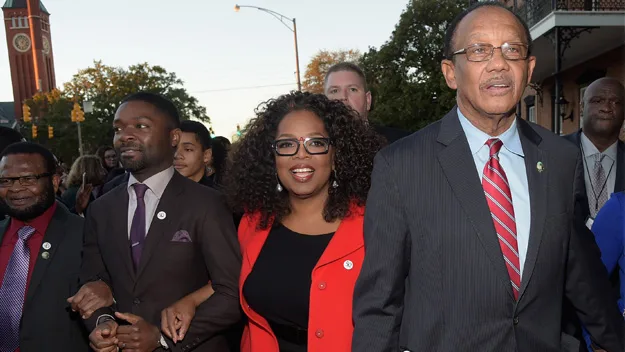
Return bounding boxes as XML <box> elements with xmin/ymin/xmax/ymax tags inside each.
<box><xmin>482</xmin><ymin>139</ymin><xmax>521</xmax><ymax>300</ymax></box>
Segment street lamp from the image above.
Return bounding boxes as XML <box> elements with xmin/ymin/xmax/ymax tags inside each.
<box><xmin>234</xmin><ymin>4</ymin><xmax>302</xmax><ymax>92</ymax></box>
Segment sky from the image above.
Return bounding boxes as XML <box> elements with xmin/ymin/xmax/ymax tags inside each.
<box><xmin>0</xmin><ymin>0</ymin><xmax>410</xmax><ymax>140</ymax></box>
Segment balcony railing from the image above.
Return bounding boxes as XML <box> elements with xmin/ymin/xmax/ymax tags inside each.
<box><xmin>514</xmin><ymin>0</ymin><xmax>625</xmax><ymax>28</ymax></box>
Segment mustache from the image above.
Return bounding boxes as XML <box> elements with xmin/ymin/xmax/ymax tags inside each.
<box><xmin>480</xmin><ymin>76</ymin><xmax>514</xmax><ymax>89</ymax></box>
<box><xmin>117</xmin><ymin>143</ymin><xmax>144</xmax><ymax>152</ymax></box>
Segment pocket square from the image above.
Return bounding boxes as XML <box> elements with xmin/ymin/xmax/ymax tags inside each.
<box><xmin>172</xmin><ymin>230</ymin><xmax>192</xmax><ymax>243</ymax></box>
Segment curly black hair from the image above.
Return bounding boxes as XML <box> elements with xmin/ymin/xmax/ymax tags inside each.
<box><xmin>226</xmin><ymin>91</ymin><xmax>384</xmax><ymax>229</ymax></box>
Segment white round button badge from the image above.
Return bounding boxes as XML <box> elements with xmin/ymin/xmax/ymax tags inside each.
<box><xmin>343</xmin><ymin>260</ymin><xmax>354</xmax><ymax>270</ymax></box>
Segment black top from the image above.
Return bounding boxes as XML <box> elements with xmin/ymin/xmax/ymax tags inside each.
<box><xmin>243</xmin><ymin>224</ymin><xmax>334</xmax><ymax>350</ymax></box>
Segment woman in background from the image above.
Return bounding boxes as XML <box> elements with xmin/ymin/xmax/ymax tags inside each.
<box><xmin>61</xmin><ymin>155</ymin><xmax>106</xmax><ymax>215</ymax></box>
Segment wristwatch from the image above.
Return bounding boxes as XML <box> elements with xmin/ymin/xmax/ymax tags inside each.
<box><xmin>159</xmin><ymin>335</ymin><xmax>169</xmax><ymax>350</ymax></box>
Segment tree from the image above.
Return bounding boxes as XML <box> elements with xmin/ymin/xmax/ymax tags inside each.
<box><xmin>20</xmin><ymin>61</ymin><xmax>209</xmax><ymax>164</ymax></box>
<box><xmin>303</xmin><ymin>49</ymin><xmax>361</xmax><ymax>93</ymax></box>
<box><xmin>360</xmin><ymin>0</ymin><xmax>465</xmax><ymax>131</ymax></box>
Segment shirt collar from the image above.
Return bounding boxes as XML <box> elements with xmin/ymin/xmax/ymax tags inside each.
<box><xmin>580</xmin><ymin>132</ymin><xmax>618</xmax><ymax>161</ymax></box>
<box><xmin>457</xmin><ymin>108</ymin><xmax>524</xmax><ymax>157</ymax></box>
<box><xmin>7</xmin><ymin>201</ymin><xmax>57</xmax><ymax>237</ymax></box>
<box><xmin>127</xmin><ymin>167</ymin><xmax>175</xmax><ymax>200</ymax></box>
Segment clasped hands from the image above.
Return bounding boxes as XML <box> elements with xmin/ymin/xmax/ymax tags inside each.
<box><xmin>68</xmin><ymin>282</ymin><xmax>198</xmax><ymax>351</ymax></box>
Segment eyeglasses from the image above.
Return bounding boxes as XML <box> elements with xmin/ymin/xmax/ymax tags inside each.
<box><xmin>452</xmin><ymin>43</ymin><xmax>529</xmax><ymax>62</ymax></box>
<box><xmin>0</xmin><ymin>173</ymin><xmax>52</xmax><ymax>188</ymax></box>
<box><xmin>272</xmin><ymin>137</ymin><xmax>331</xmax><ymax>156</ymax></box>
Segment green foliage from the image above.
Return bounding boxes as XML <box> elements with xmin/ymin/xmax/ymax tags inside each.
<box><xmin>360</xmin><ymin>0</ymin><xmax>465</xmax><ymax>131</ymax></box>
<box><xmin>20</xmin><ymin>61</ymin><xmax>209</xmax><ymax>164</ymax></box>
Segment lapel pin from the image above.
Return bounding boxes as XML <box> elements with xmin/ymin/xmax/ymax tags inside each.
<box><xmin>536</xmin><ymin>161</ymin><xmax>545</xmax><ymax>173</ymax></box>
<box><xmin>42</xmin><ymin>242</ymin><xmax>51</xmax><ymax>250</ymax></box>
<box><xmin>343</xmin><ymin>260</ymin><xmax>354</xmax><ymax>270</ymax></box>
<box><xmin>157</xmin><ymin>211</ymin><xmax>166</xmax><ymax>220</ymax></box>
<box><xmin>41</xmin><ymin>251</ymin><xmax>50</xmax><ymax>260</ymax></box>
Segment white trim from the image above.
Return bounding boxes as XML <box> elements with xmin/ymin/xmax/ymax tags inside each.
<box><xmin>530</xmin><ymin>12</ymin><xmax>625</xmax><ymax>40</ymax></box>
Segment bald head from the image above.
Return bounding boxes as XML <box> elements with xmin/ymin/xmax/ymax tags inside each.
<box><xmin>582</xmin><ymin>77</ymin><xmax>624</xmax><ymax>142</ymax></box>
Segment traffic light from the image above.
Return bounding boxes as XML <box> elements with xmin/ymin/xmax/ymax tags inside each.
<box><xmin>209</xmin><ymin>127</ymin><xmax>215</xmax><ymax>138</ymax></box>
<box><xmin>22</xmin><ymin>103</ymin><xmax>31</xmax><ymax>122</ymax></box>
<box><xmin>31</xmin><ymin>125</ymin><xmax>37</xmax><ymax>138</ymax></box>
<box><xmin>236</xmin><ymin>124</ymin><xmax>242</xmax><ymax>136</ymax></box>
<box><xmin>71</xmin><ymin>103</ymin><xmax>85</xmax><ymax>122</ymax></box>
<box><xmin>48</xmin><ymin>126</ymin><xmax>53</xmax><ymax>139</ymax></box>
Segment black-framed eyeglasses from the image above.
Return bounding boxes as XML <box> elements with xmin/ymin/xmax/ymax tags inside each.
<box><xmin>452</xmin><ymin>43</ymin><xmax>529</xmax><ymax>62</ymax></box>
<box><xmin>0</xmin><ymin>173</ymin><xmax>52</xmax><ymax>188</ymax></box>
<box><xmin>272</xmin><ymin>137</ymin><xmax>331</xmax><ymax>156</ymax></box>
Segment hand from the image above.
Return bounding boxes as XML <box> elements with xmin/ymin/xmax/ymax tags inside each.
<box><xmin>75</xmin><ymin>183</ymin><xmax>93</xmax><ymax>214</ymax></box>
<box><xmin>89</xmin><ymin>320</ymin><xmax>119</xmax><ymax>352</ymax></box>
<box><xmin>161</xmin><ymin>296</ymin><xmax>197</xmax><ymax>343</ymax></box>
<box><xmin>67</xmin><ymin>281</ymin><xmax>114</xmax><ymax>319</ymax></box>
<box><xmin>115</xmin><ymin>312</ymin><xmax>161</xmax><ymax>352</ymax></box>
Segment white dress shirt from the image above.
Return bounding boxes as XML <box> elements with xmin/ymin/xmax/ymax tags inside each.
<box><xmin>127</xmin><ymin>167</ymin><xmax>175</xmax><ymax>238</ymax></box>
<box><xmin>580</xmin><ymin>132</ymin><xmax>617</xmax><ymax>214</ymax></box>
<box><xmin>458</xmin><ymin>109</ymin><xmax>531</xmax><ymax>279</ymax></box>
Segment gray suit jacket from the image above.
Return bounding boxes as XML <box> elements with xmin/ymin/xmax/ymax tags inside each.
<box><xmin>0</xmin><ymin>202</ymin><xmax>88</xmax><ymax>351</ymax></box>
<box><xmin>353</xmin><ymin>109</ymin><xmax>625</xmax><ymax>352</ymax></box>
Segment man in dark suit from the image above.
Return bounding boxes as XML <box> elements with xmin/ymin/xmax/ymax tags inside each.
<box><xmin>77</xmin><ymin>92</ymin><xmax>241</xmax><ymax>352</ymax></box>
<box><xmin>563</xmin><ymin>77</ymin><xmax>625</xmax><ymax>224</ymax></box>
<box><xmin>324</xmin><ymin>62</ymin><xmax>411</xmax><ymax>144</ymax></box>
<box><xmin>562</xmin><ymin>77</ymin><xmax>625</xmax><ymax>351</ymax></box>
<box><xmin>352</xmin><ymin>3</ymin><xmax>624</xmax><ymax>352</ymax></box>
<box><xmin>0</xmin><ymin>142</ymin><xmax>88</xmax><ymax>351</ymax></box>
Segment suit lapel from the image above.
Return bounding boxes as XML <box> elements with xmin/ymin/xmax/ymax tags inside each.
<box><xmin>615</xmin><ymin>141</ymin><xmax>625</xmax><ymax>193</ymax></box>
<box><xmin>135</xmin><ymin>173</ymin><xmax>184</xmax><ymax>281</ymax></box>
<box><xmin>316</xmin><ymin>206</ymin><xmax>364</xmax><ymax>268</ymax></box>
<box><xmin>516</xmin><ymin>119</ymin><xmax>547</xmax><ymax>300</ymax></box>
<box><xmin>436</xmin><ymin>109</ymin><xmax>513</xmax><ymax>299</ymax></box>
<box><xmin>24</xmin><ymin>203</ymin><xmax>69</xmax><ymax>304</ymax></box>
<box><xmin>111</xmin><ymin>185</ymin><xmax>135</xmax><ymax>281</ymax></box>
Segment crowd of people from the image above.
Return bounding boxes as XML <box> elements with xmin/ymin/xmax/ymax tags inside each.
<box><xmin>0</xmin><ymin>2</ymin><xmax>624</xmax><ymax>352</ymax></box>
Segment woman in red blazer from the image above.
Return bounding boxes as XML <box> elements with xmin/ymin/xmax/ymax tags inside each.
<box><xmin>230</xmin><ymin>92</ymin><xmax>382</xmax><ymax>352</ymax></box>
<box><xmin>159</xmin><ymin>91</ymin><xmax>383</xmax><ymax>351</ymax></box>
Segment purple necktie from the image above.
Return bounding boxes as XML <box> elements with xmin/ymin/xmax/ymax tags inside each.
<box><xmin>130</xmin><ymin>183</ymin><xmax>149</xmax><ymax>271</ymax></box>
<box><xmin>0</xmin><ymin>225</ymin><xmax>36</xmax><ymax>351</ymax></box>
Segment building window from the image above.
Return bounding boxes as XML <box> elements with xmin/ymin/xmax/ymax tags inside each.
<box><xmin>528</xmin><ymin>105</ymin><xmax>536</xmax><ymax>123</ymax></box>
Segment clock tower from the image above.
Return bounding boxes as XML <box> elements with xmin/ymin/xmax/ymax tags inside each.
<box><xmin>2</xmin><ymin>0</ymin><xmax>56</xmax><ymax>120</ymax></box>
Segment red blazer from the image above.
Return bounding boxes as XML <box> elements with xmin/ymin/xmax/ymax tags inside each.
<box><xmin>238</xmin><ymin>205</ymin><xmax>365</xmax><ymax>352</ymax></box>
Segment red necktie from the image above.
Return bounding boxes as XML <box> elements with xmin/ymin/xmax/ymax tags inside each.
<box><xmin>482</xmin><ymin>139</ymin><xmax>521</xmax><ymax>300</ymax></box>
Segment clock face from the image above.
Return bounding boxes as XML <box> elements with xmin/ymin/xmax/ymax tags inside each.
<box><xmin>13</xmin><ymin>33</ymin><xmax>31</xmax><ymax>52</ymax></box>
<box><xmin>42</xmin><ymin>36</ymin><xmax>51</xmax><ymax>55</ymax></box>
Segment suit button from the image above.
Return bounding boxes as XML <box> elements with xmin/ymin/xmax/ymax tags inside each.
<box><xmin>315</xmin><ymin>329</ymin><xmax>324</xmax><ymax>338</ymax></box>
<box><xmin>317</xmin><ymin>282</ymin><xmax>326</xmax><ymax>290</ymax></box>
<box><xmin>133</xmin><ymin>298</ymin><xmax>141</xmax><ymax>305</ymax></box>
<box><xmin>513</xmin><ymin>317</ymin><xmax>519</xmax><ymax>325</ymax></box>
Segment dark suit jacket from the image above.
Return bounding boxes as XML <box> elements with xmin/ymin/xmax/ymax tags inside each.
<box><xmin>0</xmin><ymin>202</ymin><xmax>88</xmax><ymax>351</ymax></box>
<box><xmin>563</xmin><ymin>130</ymin><xmax>625</xmax><ymax>220</ymax></box>
<box><xmin>353</xmin><ymin>109</ymin><xmax>625</xmax><ymax>352</ymax></box>
<box><xmin>80</xmin><ymin>171</ymin><xmax>242</xmax><ymax>352</ymax></box>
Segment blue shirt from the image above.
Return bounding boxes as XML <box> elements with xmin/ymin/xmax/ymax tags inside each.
<box><xmin>592</xmin><ymin>191</ymin><xmax>625</xmax><ymax>312</ymax></box>
<box><xmin>457</xmin><ymin>109</ymin><xmax>531</xmax><ymax>278</ymax></box>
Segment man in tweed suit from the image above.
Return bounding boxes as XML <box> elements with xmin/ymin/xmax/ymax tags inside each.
<box><xmin>352</xmin><ymin>3</ymin><xmax>624</xmax><ymax>352</ymax></box>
